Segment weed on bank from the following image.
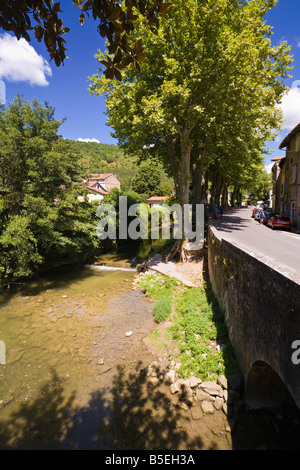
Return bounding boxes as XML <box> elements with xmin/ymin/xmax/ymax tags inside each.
<box><xmin>138</xmin><ymin>272</ymin><xmax>239</xmax><ymax>381</ymax></box>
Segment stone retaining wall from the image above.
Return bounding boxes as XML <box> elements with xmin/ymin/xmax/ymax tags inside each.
<box><xmin>207</xmin><ymin>225</ymin><xmax>300</xmax><ymax>409</ymax></box>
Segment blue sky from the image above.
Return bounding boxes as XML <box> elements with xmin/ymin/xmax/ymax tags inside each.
<box><xmin>1</xmin><ymin>0</ymin><xmax>300</xmax><ymax>171</ymax></box>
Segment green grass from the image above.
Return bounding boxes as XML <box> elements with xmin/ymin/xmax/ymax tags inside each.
<box><xmin>138</xmin><ymin>272</ymin><xmax>178</xmax><ymax>302</ymax></box>
<box><xmin>138</xmin><ymin>272</ymin><xmax>240</xmax><ymax>382</ymax></box>
<box><xmin>153</xmin><ymin>295</ymin><xmax>172</xmax><ymax>322</ymax></box>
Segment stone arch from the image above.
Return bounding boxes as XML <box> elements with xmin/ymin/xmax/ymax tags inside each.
<box><xmin>245</xmin><ymin>360</ymin><xmax>297</xmax><ymax>410</ymax></box>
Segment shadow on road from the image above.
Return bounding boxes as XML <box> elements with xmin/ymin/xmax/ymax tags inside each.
<box><xmin>210</xmin><ymin>208</ymin><xmax>250</xmax><ymax>234</ymax></box>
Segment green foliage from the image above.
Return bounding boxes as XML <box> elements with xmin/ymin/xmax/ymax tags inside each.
<box><xmin>160</xmin><ymin>182</ymin><xmax>174</xmax><ymax>197</ymax></box>
<box><xmin>0</xmin><ymin>95</ymin><xmax>99</xmax><ymax>288</ymax></box>
<box><xmin>153</xmin><ymin>295</ymin><xmax>172</xmax><ymax>322</ymax></box>
<box><xmin>0</xmin><ymin>1</ymin><xmax>170</xmax><ymax>72</ymax></box>
<box><xmin>97</xmin><ymin>187</ymin><xmax>146</xmax><ymax>251</ymax></box>
<box><xmin>89</xmin><ymin>0</ymin><xmax>293</xmax><ymax>207</ymax></box>
<box><xmin>246</xmin><ymin>168</ymin><xmax>272</xmax><ymax>204</ymax></box>
<box><xmin>66</xmin><ymin>139</ymin><xmax>172</xmax><ymax>191</ymax></box>
<box><xmin>137</xmin><ymin>272</ymin><xmax>178</xmax><ymax>301</ymax></box>
<box><xmin>138</xmin><ymin>272</ymin><xmax>239</xmax><ymax>381</ymax></box>
<box><xmin>131</xmin><ymin>160</ymin><xmax>161</xmax><ymax>198</ymax></box>
<box><xmin>171</xmin><ymin>287</ymin><xmax>239</xmax><ymax>380</ymax></box>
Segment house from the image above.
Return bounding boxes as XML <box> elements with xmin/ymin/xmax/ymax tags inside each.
<box><xmin>79</xmin><ymin>173</ymin><xmax>121</xmax><ymax>203</ymax></box>
<box><xmin>147</xmin><ymin>196</ymin><xmax>169</xmax><ymax>208</ymax></box>
<box><xmin>275</xmin><ymin>123</ymin><xmax>300</xmax><ymax>228</ymax></box>
<box><xmin>271</xmin><ymin>156</ymin><xmax>285</xmax><ymax>211</ymax></box>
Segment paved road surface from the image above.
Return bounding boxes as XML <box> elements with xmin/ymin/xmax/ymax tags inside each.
<box><xmin>210</xmin><ymin>207</ymin><xmax>300</xmax><ymax>285</ymax></box>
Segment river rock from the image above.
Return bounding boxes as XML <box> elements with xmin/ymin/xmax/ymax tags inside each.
<box><xmin>164</xmin><ymin>369</ymin><xmax>176</xmax><ymax>385</ymax></box>
<box><xmin>191</xmin><ymin>405</ymin><xmax>204</xmax><ymax>420</ymax></box>
<box><xmin>177</xmin><ymin>378</ymin><xmax>192</xmax><ymax>395</ymax></box>
<box><xmin>170</xmin><ymin>382</ymin><xmax>180</xmax><ymax>394</ymax></box>
<box><xmin>217</xmin><ymin>374</ymin><xmax>228</xmax><ymax>389</ymax></box>
<box><xmin>125</xmin><ymin>331</ymin><xmax>133</xmax><ymax>337</ymax></box>
<box><xmin>201</xmin><ymin>400</ymin><xmax>214</xmax><ymax>414</ymax></box>
<box><xmin>199</xmin><ymin>382</ymin><xmax>223</xmax><ymax>397</ymax></box>
<box><xmin>214</xmin><ymin>396</ymin><xmax>224</xmax><ymax>410</ymax></box>
<box><xmin>195</xmin><ymin>389</ymin><xmax>214</xmax><ymax>402</ymax></box>
<box><xmin>149</xmin><ymin>376</ymin><xmax>160</xmax><ymax>386</ymax></box>
<box><xmin>222</xmin><ymin>403</ymin><xmax>234</xmax><ymax>417</ymax></box>
<box><xmin>189</xmin><ymin>376</ymin><xmax>202</xmax><ymax>388</ymax></box>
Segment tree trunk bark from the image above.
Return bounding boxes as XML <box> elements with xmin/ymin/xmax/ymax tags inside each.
<box><xmin>167</xmin><ymin>136</ymin><xmax>180</xmax><ymax>199</ymax></box>
<box><xmin>179</xmin><ymin>134</ymin><xmax>192</xmax><ymax>206</ymax></box>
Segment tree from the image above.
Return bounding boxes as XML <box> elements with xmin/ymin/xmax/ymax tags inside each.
<box><xmin>89</xmin><ymin>0</ymin><xmax>292</xmax><ymax>213</ymax></box>
<box><xmin>246</xmin><ymin>168</ymin><xmax>272</xmax><ymax>205</ymax></box>
<box><xmin>0</xmin><ymin>0</ymin><xmax>170</xmax><ymax>77</ymax></box>
<box><xmin>0</xmin><ymin>95</ymin><xmax>98</xmax><ymax>288</ymax></box>
<box><xmin>160</xmin><ymin>181</ymin><xmax>173</xmax><ymax>197</ymax></box>
<box><xmin>131</xmin><ymin>160</ymin><xmax>161</xmax><ymax>198</ymax></box>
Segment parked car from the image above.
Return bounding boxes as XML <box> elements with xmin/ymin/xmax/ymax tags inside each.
<box><xmin>267</xmin><ymin>215</ymin><xmax>292</xmax><ymax>230</ymax></box>
<box><xmin>262</xmin><ymin>211</ymin><xmax>272</xmax><ymax>225</ymax></box>
<box><xmin>254</xmin><ymin>208</ymin><xmax>263</xmax><ymax>221</ymax></box>
<box><xmin>252</xmin><ymin>207</ymin><xmax>261</xmax><ymax>218</ymax></box>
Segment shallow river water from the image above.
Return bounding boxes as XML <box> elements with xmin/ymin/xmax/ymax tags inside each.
<box><xmin>0</xmin><ymin>265</ymin><xmax>161</xmax><ymax>449</ymax></box>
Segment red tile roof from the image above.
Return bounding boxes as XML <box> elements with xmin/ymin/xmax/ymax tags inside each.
<box><xmin>88</xmin><ymin>173</ymin><xmax>114</xmax><ymax>180</ymax></box>
<box><xmin>147</xmin><ymin>196</ymin><xmax>169</xmax><ymax>202</ymax></box>
<box><xmin>86</xmin><ymin>185</ymin><xmax>108</xmax><ymax>195</ymax></box>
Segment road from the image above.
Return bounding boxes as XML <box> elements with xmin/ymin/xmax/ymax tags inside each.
<box><xmin>210</xmin><ymin>207</ymin><xmax>300</xmax><ymax>285</ymax></box>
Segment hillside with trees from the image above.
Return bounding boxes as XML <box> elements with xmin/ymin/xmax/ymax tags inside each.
<box><xmin>69</xmin><ymin>139</ymin><xmax>173</xmax><ymax>193</ymax></box>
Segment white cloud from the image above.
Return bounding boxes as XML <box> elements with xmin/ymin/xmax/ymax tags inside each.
<box><xmin>279</xmin><ymin>83</ymin><xmax>300</xmax><ymax>131</ymax></box>
<box><xmin>265</xmin><ymin>163</ymin><xmax>273</xmax><ymax>174</ymax></box>
<box><xmin>0</xmin><ymin>33</ymin><xmax>52</xmax><ymax>86</ymax></box>
<box><xmin>77</xmin><ymin>138</ymin><xmax>101</xmax><ymax>143</ymax></box>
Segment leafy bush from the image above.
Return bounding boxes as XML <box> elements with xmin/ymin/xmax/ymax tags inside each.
<box><xmin>153</xmin><ymin>295</ymin><xmax>172</xmax><ymax>322</ymax></box>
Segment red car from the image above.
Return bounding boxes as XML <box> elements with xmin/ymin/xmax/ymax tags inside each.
<box><xmin>252</xmin><ymin>208</ymin><xmax>261</xmax><ymax>218</ymax></box>
<box><xmin>267</xmin><ymin>215</ymin><xmax>292</xmax><ymax>230</ymax></box>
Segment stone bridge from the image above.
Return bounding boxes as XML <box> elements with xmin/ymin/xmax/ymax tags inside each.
<box><xmin>208</xmin><ymin>225</ymin><xmax>300</xmax><ymax>410</ymax></box>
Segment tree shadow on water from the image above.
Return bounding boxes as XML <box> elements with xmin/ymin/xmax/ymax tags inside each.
<box><xmin>0</xmin><ymin>364</ymin><xmax>205</xmax><ymax>450</ymax></box>
<box><xmin>68</xmin><ymin>362</ymin><xmax>205</xmax><ymax>451</ymax></box>
<box><xmin>0</xmin><ymin>370</ymin><xmax>75</xmax><ymax>450</ymax></box>
<box><xmin>96</xmin><ymin>362</ymin><xmax>204</xmax><ymax>450</ymax></box>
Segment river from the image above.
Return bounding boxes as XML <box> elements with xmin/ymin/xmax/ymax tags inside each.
<box><xmin>0</xmin><ymin>264</ymin><xmax>161</xmax><ymax>449</ymax></box>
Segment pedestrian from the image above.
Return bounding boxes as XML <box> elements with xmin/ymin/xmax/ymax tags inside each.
<box><xmin>259</xmin><ymin>211</ymin><xmax>264</xmax><ymax>224</ymax></box>
<box><xmin>213</xmin><ymin>206</ymin><xmax>219</xmax><ymax>219</ymax></box>
<box><xmin>219</xmin><ymin>206</ymin><xmax>223</xmax><ymax>217</ymax></box>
